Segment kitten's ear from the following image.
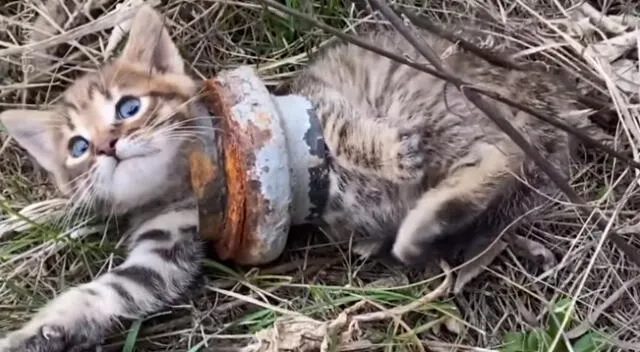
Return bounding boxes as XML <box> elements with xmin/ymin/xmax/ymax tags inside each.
<box><xmin>119</xmin><ymin>5</ymin><xmax>184</xmax><ymax>74</ymax></box>
<box><xmin>0</xmin><ymin>109</ymin><xmax>69</xmax><ymax>191</ymax></box>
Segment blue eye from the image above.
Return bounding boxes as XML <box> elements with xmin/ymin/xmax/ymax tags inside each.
<box><xmin>68</xmin><ymin>136</ymin><xmax>90</xmax><ymax>158</ymax></box>
<box><xmin>116</xmin><ymin>96</ymin><xmax>141</xmax><ymax>120</ymax></box>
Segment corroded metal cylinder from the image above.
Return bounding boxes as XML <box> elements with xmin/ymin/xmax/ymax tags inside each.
<box><xmin>190</xmin><ymin>66</ymin><xmax>328</xmax><ymax>266</ymax></box>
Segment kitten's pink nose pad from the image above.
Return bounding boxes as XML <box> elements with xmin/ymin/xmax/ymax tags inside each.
<box><xmin>95</xmin><ymin>138</ymin><xmax>118</xmax><ymax>157</ymax></box>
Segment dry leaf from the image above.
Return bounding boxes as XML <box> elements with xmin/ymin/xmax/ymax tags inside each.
<box><xmin>250</xmin><ymin>316</ymin><xmax>326</xmax><ymax>351</ymax></box>
<box><xmin>558</xmin><ymin>9</ymin><xmax>601</xmax><ymax>38</ymax></box>
<box><xmin>248</xmin><ymin>314</ymin><xmax>364</xmax><ymax>352</ymax></box>
<box><xmin>560</xmin><ymin>2</ymin><xmax>629</xmax><ymax>38</ymax></box>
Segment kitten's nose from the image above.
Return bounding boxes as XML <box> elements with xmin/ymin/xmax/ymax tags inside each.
<box><xmin>95</xmin><ymin>138</ymin><xmax>118</xmax><ymax>157</ymax></box>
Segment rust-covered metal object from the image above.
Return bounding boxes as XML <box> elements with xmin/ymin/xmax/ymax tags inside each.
<box><xmin>190</xmin><ymin>66</ymin><xmax>329</xmax><ymax>266</ymax></box>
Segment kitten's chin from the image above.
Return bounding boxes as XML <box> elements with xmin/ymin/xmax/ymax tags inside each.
<box><xmin>93</xmin><ymin>145</ymin><xmax>184</xmax><ymax>215</ymax></box>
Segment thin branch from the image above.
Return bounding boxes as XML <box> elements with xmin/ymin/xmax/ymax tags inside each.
<box><xmin>398</xmin><ymin>8</ymin><xmax>619</xmax><ymax>127</ymax></box>
<box><xmin>368</xmin><ymin>0</ymin><xmax>571</xmax><ymax>196</ymax></box>
<box><xmin>366</xmin><ymin>0</ymin><xmax>640</xmax><ymax>266</ymax></box>
<box><xmin>566</xmin><ymin>276</ymin><xmax>640</xmax><ymax>339</ymax></box>
<box><xmin>351</xmin><ymin>261</ymin><xmax>452</xmax><ymax>323</ymax></box>
<box><xmin>258</xmin><ymin>0</ymin><xmax>640</xmax><ymax>171</ymax></box>
<box><xmin>0</xmin><ymin>3</ymin><xmax>152</xmax><ymax>57</ymax></box>
<box><xmin>397</xmin><ymin>9</ymin><xmax>528</xmax><ymax>71</ymax></box>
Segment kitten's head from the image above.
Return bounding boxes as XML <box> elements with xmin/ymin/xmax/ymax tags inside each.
<box><xmin>0</xmin><ymin>5</ymin><xmax>201</xmax><ymax>215</ymax></box>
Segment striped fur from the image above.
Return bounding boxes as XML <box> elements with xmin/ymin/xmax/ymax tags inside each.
<box><xmin>1</xmin><ymin>207</ymin><xmax>200</xmax><ymax>351</ymax></box>
<box><xmin>0</xmin><ymin>3</ymin><xmax>613</xmax><ymax>351</ymax></box>
<box><xmin>0</xmin><ymin>5</ymin><xmax>205</xmax><ymax>351</ymax></box>
<box><xmin>288</xmin><ymin>29</ymin><xmax>611</xmax><ymax>267</ymax></box>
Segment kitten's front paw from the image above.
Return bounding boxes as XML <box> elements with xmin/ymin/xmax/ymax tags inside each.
<box><xmin>392</xmin><ymin>131</ymin><xmax>425</xmax><ymax>182</ymax></box>
<box><xmin>0</xmin><ymin>325</ymin><xmax>69</xmax><ymax>352</ymax></box>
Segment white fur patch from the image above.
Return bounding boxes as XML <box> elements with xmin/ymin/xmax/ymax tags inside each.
<box><xmin>83</xmin><ymin>127</ymin><xmax>182</xmax><ymax>213</ymax></box>
<box><xmin>96</xmin><ymin>90</ymin><xmax>117</xmax><ymax>125</ymax></box>
<box><xmin>109</xmin><ymin>137</ymin><xmax>181</xmax><ymax>211</ymax></box>
<box><xmin>133</xmin><ymin>209</ymin><xmax>198</xmax><ymax>239</ymax></box>
<box><xmin>94</xmin><ymin>156</ymin><xmax>117</xmax><ymax>199</ymax></box>
<box><xmin>115</xmin><ymin>138</ymin><xmax>160</xmax><ymax>159</ymax></box>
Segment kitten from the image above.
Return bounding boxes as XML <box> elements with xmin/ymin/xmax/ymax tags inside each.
<box><xmin>0</xmin><ymin>5</ymin><xmax>203</xmax><ymax>351</ymax></box>
<box><xmin>0</xmin><ymin>4</ymin><xmax>609</xmax><ymax>352</ymax></box>
<box><xmin>286</xmin><ymin>29</ymin><xmax>609</xmax><ymax>266</ymax></box>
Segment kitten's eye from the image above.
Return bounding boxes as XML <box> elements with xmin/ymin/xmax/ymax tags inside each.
<box><xmin>116</xmin><ymin>96</ymin><xmax>141</xmax><ymax>120</ymax></box>
<box><xmin>68</xmin><ymin>136</ymin><xmax>90</xmax><ymax>158</ymax></box>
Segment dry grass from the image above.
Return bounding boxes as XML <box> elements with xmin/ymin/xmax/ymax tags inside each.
<box><xmin>2</xmin><ymin>0</ymin><xmax>640</xmax><ymax>351</ymax></box>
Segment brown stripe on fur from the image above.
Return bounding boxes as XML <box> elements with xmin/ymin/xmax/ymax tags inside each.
<box><xmin>107</xmin><ymin>61</ymin><xmax>197</xmax><ymax>100</ymax></box>
<box><xmin>61</xmin><ymin>99</ymin><xmax>79</xmax><ymax>113</ymax></box>
<box><xmin>60</xmin><ymin>61</ymin><xmax>196</xmax><ymax>120</ymax></box>
<box><xmin>56</xmin><ymin>105</ymin><xmax>75</xmax><ymax>130</ymax></box>
<box><xmin>88</xmin><ymin>80</ymin><xmax>110</xmax><ymax>100</ymax></box>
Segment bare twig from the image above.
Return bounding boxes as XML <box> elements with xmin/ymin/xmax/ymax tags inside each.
<box><xmin>351</xmin><ymin>261</ymin><xmax>452</xmax><ymax>323</ymax></box>
<box><xmin>397</xmin><ymin>9</ymin><xmax>528</xmax><ymax>71</ymax></box>
<box><xmin>566</xmin><ymin>276</ymin><xmax>640</xmax><ymax>339</ymax></box>
<box><xmin>0</xmin><ymin>2</ymin><xmax>155</xmax><ymax>58</ymax></box>
<box><xmin>399</xmin><ymin>9</ymin><xmax>618</xmax><ymax>133</ymax></box>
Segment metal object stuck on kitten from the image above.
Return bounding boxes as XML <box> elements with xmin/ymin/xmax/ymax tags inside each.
<box><xmin>190</xmin><ymin>66</ymin><xmax>329</xmax><ymax>266</ymax></box>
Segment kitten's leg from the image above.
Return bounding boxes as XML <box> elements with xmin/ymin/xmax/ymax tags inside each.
<box><xmin>0</xmin><ymin>207</ymin><xmax>201</xmax><ymax>352</ymax></box>
<box><xmin>306</xmin><ymin>84</ymin><xmax>426</xmax><ymax>183</ymax></box>
<box><xmin>391</xmin><ymin>142</ymin><xmax>515</xmax><ymax>265</ymax></box>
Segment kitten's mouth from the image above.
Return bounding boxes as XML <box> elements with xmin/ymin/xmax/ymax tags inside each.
<box><xmin>115</xmin><ymin>146</ymin><xmax>161</xmax><ymax>162</ymax></box>
<box><xmin>113</xmin><ymin>154</ymin><xmax>149</xmax><ymax>166</ymax></box>
<box><xmin>105</xmin><ymin>153</ymin><xmax>149</xmax><ymax>169</ymax></box>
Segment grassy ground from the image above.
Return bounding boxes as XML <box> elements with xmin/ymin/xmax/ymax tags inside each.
<box><xmin>2</xmin><ymin>0</ymin><xmax>640</xmax><ymax>351</ymax></box>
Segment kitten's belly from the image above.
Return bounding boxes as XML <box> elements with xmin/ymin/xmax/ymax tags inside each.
<box><xmin>321</xmin><ymin>168</ymin><xmax>418</xmax><ymax>240</ymax></box>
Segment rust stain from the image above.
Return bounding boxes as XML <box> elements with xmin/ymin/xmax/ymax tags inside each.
<box><xmin>220</xmin><ymin>139</ymin><xmax>247</xmax><ymax>259</ymax></box>
<box><xmin>190</xmin><ymin>148</ymin><xmax>226</xmax><ymax>242</ymax></box>
<box><xmin>199</xmin><ymin>210</ymin><xmax>225</xmax><ymax>242</ymax></box>
<box><xmin>197</xmin><ymin>78</ymin><xmax>281</xmax><ymax>264</ymax></box>
<box><xmin>235</xmin><ymin>179</ymin><xmax>271</xmax><ymax>264</ymax></box>
<box><xmin>225</xmin><ymin>116</ymin><xmax>274</xmax><ymax>264</ymax></box>
<box><xmin>189</xmin><ymin>151</ymin><xmax>216</xmax><ymax>198</ymax></box>
<box><xmin>202</xmin><ymin>79</ymin><xmax>254</xmax><ymax>262</ymax></box>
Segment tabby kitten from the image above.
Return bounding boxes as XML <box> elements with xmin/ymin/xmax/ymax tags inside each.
<box><xmin>0</xmin><ymin>3</ymin><xmax>607</xmax><ymax>352</ymax></box>
<box><xmin>0</xmin><ymin>6</ymin><xmax>202</xmax><ymax>352</ymax></box>
<box><xmin>287</xmin><ymin>29</ymin><xmax>607</xmax><ymax>266</ymax></box>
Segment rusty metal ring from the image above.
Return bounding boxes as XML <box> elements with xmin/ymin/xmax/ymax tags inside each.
<box><xmin>190</xmin><ymin>66</ymin><xmax>329</xmax><ymax>266</ymax></box>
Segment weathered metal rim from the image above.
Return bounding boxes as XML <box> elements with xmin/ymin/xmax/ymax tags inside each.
<box><xmin>190</xmin><ymin>67</ymin><xmax>294</xmax><ymax>266</ymax></box>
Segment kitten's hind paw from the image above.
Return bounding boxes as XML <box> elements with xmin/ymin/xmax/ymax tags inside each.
<box><xmin>391</xmin><ymin>130</ymin><xmax>426</xmax><ymax>183</ymax></box>
<box><xmin>507</xmin><ymin>234</ymin><xmax>557</xmax><ymax>272</ymax></box>
<box><xmin>352</xmin><ymin>237</ymin><xmax>407</xmax><ymax>266</ymax></box>
<box><xmin>352</xmin><ymin>238</ymin><xmax>387</xmax><ymax>259</ymax></box>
